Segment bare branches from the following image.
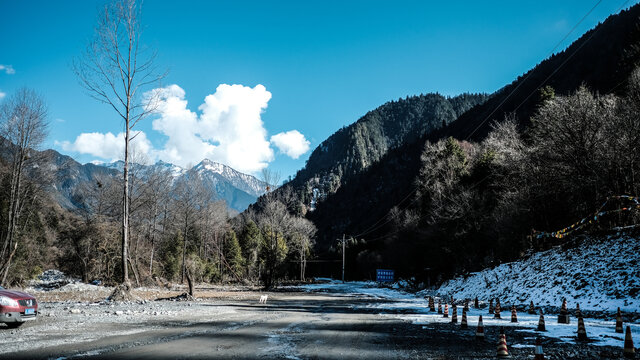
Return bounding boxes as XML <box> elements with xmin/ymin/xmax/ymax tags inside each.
<box><xmin>0</xmin><ymin>89</ymin><xmax>49</xmax><ymax>286</ymax></box>
<box><xmin>75</xmin><ymin>0</ymin><xmax>166</xmax><ymax>285</ymax></box>
<box><xmin>73</xmin><ymin>0</ymin><xmax>164</xmax><ymax>129</ymax></box>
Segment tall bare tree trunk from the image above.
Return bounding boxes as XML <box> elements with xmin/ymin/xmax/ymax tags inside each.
<box><xmin>122</xmin><ymin>122</ymin><xmax>130</xmax><ymax>284</ymax></box>
<box><xmin>74</xmin><ymin>0</ymin><xmax>165</xmax><ymax>287</ymax></box>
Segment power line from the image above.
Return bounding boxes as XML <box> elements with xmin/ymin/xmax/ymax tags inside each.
<box><xmin>322</xmin><ymin>0</ymin><xmax>633</xmax><ymax>251</ymax></box>
<box><xmin>351</xmin><ymin>186</ymin><xmax>422</xmax><ymax>238</ymax></box>
<box><xmin>466</xmin><ymin>0</ymin><xmax>604</xmax><ymax>140</ymax></box>
<box><xmin>513</xmin><ymin>0</ymin><xmax>632</xmax><ymax>113</ymax></box>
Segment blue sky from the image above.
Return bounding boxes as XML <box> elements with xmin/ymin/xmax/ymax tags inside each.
<box><xmin>0</xmin><ymin>0</ymin><xmax>636</xmax><ymax>179</ymax></box>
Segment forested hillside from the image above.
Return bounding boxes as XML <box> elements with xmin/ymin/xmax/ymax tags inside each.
<box><xmin>283</xmin><ymin>93</ymin><xmax>489</xmax><ymax>212</ymax></box>
<box><xmin>3</xmin><ymin>3</ymin><xmax>640</xmax><ymax>291</ymax></box>
<box><xmin>249</xmin><ymin>4</ymin><xmax>640</xmax><ymax>284</ymax></box>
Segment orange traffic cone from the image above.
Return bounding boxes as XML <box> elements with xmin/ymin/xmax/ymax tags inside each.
<box><xmin>443</xmin><ymin>303</ymin><xmax>449</xmax><ymax>318</ymax></box>
<box><xmin>464</xmin><ymin>299</ymin><xmax>469</xmax><ymax>312</ymax></box>
<box><xmin>497</xmin><ymin>329</ymin><xmax>510</xmax><ymax>357</ymax></box>
<box><xmin>511</xmin><ymin>305</ymin><xmax>518</xmax><ymax>323</ymax></box>
<box><xmin>461</xmin><ymin>308</ymin><xmax>468</xmax><ymax>329</ymax></box>
<box><xmin>474</xmin><ymin>297</ymin><xmax>479</xmax><ymax>309</ymax></box>
<box><xmin>616</xmin><ymin>307</ymin><xmax>624</xmax><ymax>334</ymax></box>
<box><xmin>576</xmin><ymin>303</ymin><xmax>582</xmax><ymax>318</ymax></box>
<box><xmin>429</xmin><ymin>296</ymin><xmax>435</xmax><ymax>312</ymax></box>
<box><xmin>537</xmin><ymin>310</ymin><xmax>546</xmax><ymax>331</ymax></box>
<box><xmin>577</xmin><ymin>315</ymin><xmax>588</xmax><ymax>341</ymax></box>
<box><xmin>624</xmin><ymin>326</ymin><xmax>635</xmax><ymax>359</ymax></box>
<box><xmin>534</xmin><ymin>337</ymin><xmax>545</xmax><ymax>360</ymax></box>
<box><xmin>558</xmin><ymin>298</ymin><xmax>570</xmax><ymax>324</ymax></box>
<box><xmin>438</xmin><ymin>301</ymin><xmax>442</xmax><ymax>314</ymax></box>
<box><xmin>451</xmin><ymin>305</ymin><xmax>458</xmax><ymax>324</ymax></box>
<box><xmin>494</xmin><ymin>299</ymin><xmax>501</xmax><ymax>319</ymax></box>
<box><xmin>489</xmin><ymin>299</ymin><xmax>494</xmax><ymax>314</ymax></box>
<box><xmin>528</xmin><ymin>300</ymin><xmax>536</xmax><ymax>315</ymax></box>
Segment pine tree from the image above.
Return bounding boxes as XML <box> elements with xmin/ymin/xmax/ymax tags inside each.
<box><xmin>224</xmin><ymin>230</ymin><xmax>244</xmax><ymax>277</ymax></box>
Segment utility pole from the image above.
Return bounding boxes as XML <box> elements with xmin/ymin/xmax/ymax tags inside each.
<box><xmin>337</xmin><ymin>234</ymin><xmax>346</xmax><ymax>283</ymax></box>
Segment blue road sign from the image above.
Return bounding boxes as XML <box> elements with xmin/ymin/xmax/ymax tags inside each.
<box><xmin>376</xmin><ymin>269</ymin><xmax>394</xmax><ymax>283</ymax></box>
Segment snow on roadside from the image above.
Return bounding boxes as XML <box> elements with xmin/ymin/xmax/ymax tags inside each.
<box><xmin>433</xmin><ymin>235</ymin><xmax>640</xmax><ymax>312</ymax></box>
<box><xmin>299</xmin><ymin>236</ymin><xmax>640</xmax><ymax>350</ymax></box>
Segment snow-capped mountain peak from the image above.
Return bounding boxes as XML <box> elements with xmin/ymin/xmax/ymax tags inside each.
<box><xmin>97</xmin><ymin>159</ymin><xmax>267</xmax><ymax>211</ymax></box>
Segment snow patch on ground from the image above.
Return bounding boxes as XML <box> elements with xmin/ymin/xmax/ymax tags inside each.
<box><xmin>299</xmin><ymin>235</ymin><xmax>640</xmax><ymax>350</ymax></box>
<box><xmin>433</xmin><ymin>235</ymin><xmax>640</xmax><ymax>312</ymax></box>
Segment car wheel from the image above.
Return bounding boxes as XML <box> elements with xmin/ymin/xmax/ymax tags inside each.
<box><xmin>6</xmin><ymin>322</ymin><xmax>24</xmax><ymax>329</ymax></box>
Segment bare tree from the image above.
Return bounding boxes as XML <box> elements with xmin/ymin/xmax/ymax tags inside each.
<box><xmin>257</xmin><ymin>199</ymin><xmax>292</xmax><ymax>288</ymax></box>
<box><xmin>141</xmin><ymin>165</ymin><xmax>173</xmax><ymax>276</ymax></box>
<box><xmin>0</xmin><ymin>88</ymin><xmax>48</xmax><ymax>285</ymax></box>
<box><xmin>289</xmin><ymin>217</ymin><xmax>316</xmax><ymax>281</ymax></box>
<box><xmin>261</xmin><ymin>168</ymin><xmax>281</xmax><ymax>193</ymax></box>
<box><xmin>74</xmin><ymin>0</ymin><xmax>165</xmax><ymax>285</ymax></box>
<box><xmin>173</xmin><ymin>170</ymin><xmax>209</xmax><ymax>284</ymax></box>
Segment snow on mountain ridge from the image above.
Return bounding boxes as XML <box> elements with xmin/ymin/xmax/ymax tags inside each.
<box><xmin>99</xmin><ymin>159</ymin><xmax>266</xmax><ymax>210</ymax></box>
<box><xmin>194</xmin><ymin>159</ymin><xmax>267</xmax><ymax>197</ymax></box>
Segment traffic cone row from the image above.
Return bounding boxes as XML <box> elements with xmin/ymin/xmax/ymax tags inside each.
<box><xmin>528</xmin><ymin>300</ymin><xmax>536</xmax><ymax>315</ymax></box>
<box><xmin>446</xmin><ymin>297</ymin><xmax>634</xmax><ymax>358</ymax></box>
<box><xmin>451</xmin><ymin>305</ymin><xmax>457</xmax><ymax>323</ymax></box>
<box><xmin>624</xmin><ymin>326</ymin><xmax>635</xmax><ymax>359</ymax></box>
<box><xmin>616</xmin><ymin>307</ymin><xmax>624</xmax><ymax>334</ymax></box>
<box><xmin>461</xmin><ymin>308</ymin><xmax>468</xmax><ymax>329</ymax></box>
<box><xmin>496</xmin><ymin>329</ymin><xmax>510</xmax><ymax>357</ymax></box>
<box><xmin>577</xmin><ymin>315</ymin><xmax>588</xmax><ymax>341</ymax></box>
<box><xmin>534</xmin><ymin>337</ymin><xmax>545</xmax><ymax>360</ymax></box>
<box><xmin>537</xmin><ymin>310</ymin><xmax>546</xmax><ymax>331</ymax></box>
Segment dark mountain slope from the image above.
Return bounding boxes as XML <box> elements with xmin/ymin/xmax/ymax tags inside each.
<box><xmin>285</xmin><ymin>93</ymin><xmax>489</xmax><ymax>212</ymax></box>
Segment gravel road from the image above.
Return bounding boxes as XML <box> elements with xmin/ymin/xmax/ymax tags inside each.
<box><xmin>0</xmin><ymin>285</ymin><xmax>630</xmax><ymax>359</ymax></box>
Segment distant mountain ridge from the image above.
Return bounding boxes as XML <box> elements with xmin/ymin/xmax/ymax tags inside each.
<box><xmin>0</xmin><ymin>139</ymin><xmax>267</xmax><ymax>213</ymax></box>
<box><xmin>99</xmin><ymin>159</ymin><xmax>267</xmax><ymax>211</ymax></box>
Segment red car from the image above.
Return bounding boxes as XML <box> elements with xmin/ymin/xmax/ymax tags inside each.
<box><xmin>0</xmin><ymin>286</ymin><xmax>38</xmax><ymax>328</ymax></box>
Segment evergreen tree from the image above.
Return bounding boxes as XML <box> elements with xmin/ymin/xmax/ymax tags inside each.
<box><xmin>224</xmin><ymin>229</ymin><xmax>244</xmax><ymax>277</ymax></box>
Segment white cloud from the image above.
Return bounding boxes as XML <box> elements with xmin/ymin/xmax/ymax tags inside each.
<box><xmin>0</xmin><ymin>91</ymin><xmax>5</xmax><ymax>99</ymax></box>
<box><xmin>150</xmin><ymin>83</ymin><xmax>275</xmax><ymax>173</ymax></box>
<box><xmin>60</xmin><ymin>84</ymin><xmax>310</xmax><ymax>175</ymax></box>
<box><xmin>270</xmin><ymin>130</ymin><xmax>310</xmax><ymax>159</ymax></box>
<box><xmin>0</xmin><ymin>65</ymin><xmax>15</xmax><ymax>75</ymax></box>
<box><xmin>59</xmin><ymin>131</ymin><xmax>153</xmax><ymax>162</ymax></box>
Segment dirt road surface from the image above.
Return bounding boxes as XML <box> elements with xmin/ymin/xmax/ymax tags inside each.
<box><xmin>0</xmin><ymin>286</ymin><xmax>627</xmax><ymax>359</ymax></box>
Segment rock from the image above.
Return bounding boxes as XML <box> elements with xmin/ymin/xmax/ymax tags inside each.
<box><xmin>114</xmin><ymin>310</ymin><xmax>124</xmax><ymax>316</ymax></box>
<box><xmin>70</xmin><ymin>308</ymin><xmax>81</xmax><ymax>314</ymax></box>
